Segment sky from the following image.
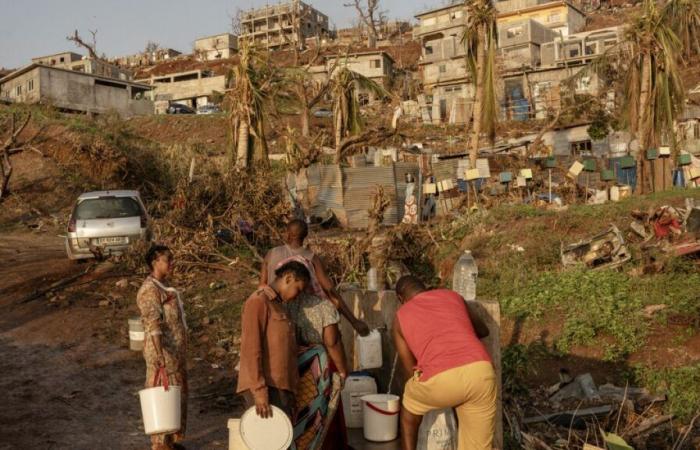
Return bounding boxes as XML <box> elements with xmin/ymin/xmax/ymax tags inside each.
<box><xmin>0</xmin><ymin>0</ymin><xmax>444</xmax><ymax>69</ymax></box>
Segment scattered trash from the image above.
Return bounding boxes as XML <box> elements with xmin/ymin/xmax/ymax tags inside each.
<box><xmin>523</xmin><ymin>405</ymin><xmax>613</xmax><ymax>428</ymax></box>
<box><xmin>561</xmin><ymin>225</ymin><xmax>631</xmax><ymax>269</ymax></box>
<box><xmin>549</xmin><ymin>373</ymin><xmax>600</xmax><ymax>403</ymax></box>
<box><xmin>209</xmin><ymin>281</ymin><xmax>226</xmax><ymax>290</ymax></box>
<box><xmin>507</xmin><ymin>244</ymin><xmax>525</xmax><ymax>252</ymax></box>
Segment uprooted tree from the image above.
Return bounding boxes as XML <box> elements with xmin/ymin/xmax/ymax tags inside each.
<box><xmin>0</xmin><ymin>112</ymin><xmax>39</xmax><ymax>201</ymax></box>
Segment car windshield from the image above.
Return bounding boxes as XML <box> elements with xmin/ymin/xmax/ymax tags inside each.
<box><xmin>74</xmin><ymin>197</ymin><xmax>142</xmax><ymax>220</ymax></box>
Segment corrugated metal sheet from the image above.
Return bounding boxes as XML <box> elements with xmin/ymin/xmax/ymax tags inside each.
<box><xmin>300</xmin><ymin>162</ymin><xmax>419</xmax><ymax>229</ymax></box>
<box><xmin>432</xmin><ymin>159</ymin><xmax>459</xmax><ymax>184</ymax></box>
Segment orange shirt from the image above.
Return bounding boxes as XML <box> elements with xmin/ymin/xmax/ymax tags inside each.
<box><xmin>236</xmin><ymin>289</ymin><xmax>298</xmax><ymax>394</ymax></box>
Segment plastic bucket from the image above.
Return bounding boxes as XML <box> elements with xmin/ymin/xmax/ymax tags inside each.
<box><xmin>361</xmin><ymin>394</ymin><xmax>400</xmax><ymax>442</ymax></box>
<box><xmin>128</xmin><ymin>317</ymin><xmax>144</xmax><ymax>351</ymax></box>
<box><xmin>227</xmin><ymin>418</ymin><xmax>251</xmax><ymax>450</ymax></box>
<box><xmin>139</xmin><ymin>368</ymin><xmax>181</xmax><ymax>435</ymax></box>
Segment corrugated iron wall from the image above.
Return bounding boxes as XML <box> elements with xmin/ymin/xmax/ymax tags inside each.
<box><xmin>293</xmin><ymin>162</ymin><xmax>420</xmax><ymax>229</ymax></box>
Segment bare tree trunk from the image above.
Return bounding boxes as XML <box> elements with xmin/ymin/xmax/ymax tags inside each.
<box><xmin>301</xmin><ymin>103</ymin><xmax>310</xmax><ymax>137</ymax></box>
<box><xmin>236</xmin><ymin>121</ymin><xmax>250</xmax><ymax>168</ymax></box>
<box><xmin>0</xmin><ymin>152</ymin><xmax>12</xmax><ymax>199</ymax></box>
<box><xmin>469</xmin><ymin>22</ymin><xmax>486</xmax><ymax>167</ymax></box>
<box><xmin>636</xmin><ymin>52</ymin><xmax>652</xmax><ymax>195</ymax></box>
<box><xmin>334</xmin><ymin>107</ymin><xmax>344</xmax><ymax>161</ymax></box>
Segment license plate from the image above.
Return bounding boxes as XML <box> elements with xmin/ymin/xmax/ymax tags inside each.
<box><xmin>96</xmin><ymin>236</ymin><xmax>127</xmax><ymax>245</ymax></box>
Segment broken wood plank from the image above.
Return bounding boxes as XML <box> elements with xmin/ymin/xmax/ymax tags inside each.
<box><xmin>624</xmin><ymin>414</ymin><xmax>673</xmax><ymax>438</ymax></box>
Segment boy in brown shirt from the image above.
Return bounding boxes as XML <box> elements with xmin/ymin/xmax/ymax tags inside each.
<box><xmin>237</xmin><ymin>261</ymin><xmax>311</xmax><ymax>419</ymax></box>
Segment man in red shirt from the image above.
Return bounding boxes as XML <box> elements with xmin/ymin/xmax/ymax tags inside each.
<box><xmin>392</xmin><ymin>276</ymin><xmax>496</xmax><ymax>450</ymax></box>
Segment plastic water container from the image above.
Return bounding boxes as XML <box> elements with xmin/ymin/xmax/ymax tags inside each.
<box><xmin>128</xmin><ymin>317</ymin><xmax>144</xmax><ymax>351</ymax></box>
<box><xmin>341</xmin><ymin>374</ymin><xmax>378</xmax><ymax>428</ymax></box>
<box><xmin>228</xmin><ymin>419</ymin><xmax>251</xmax><ymax>450</ymax></box>
<box><xmin>366</xmin><ymin>268</ymin><xmax>378</xmax><ymax>291</ymax></box>
<box><xmin>361</xmin><ymin>394</ymin><xmax>400</xmax><ymax>442</ymax></box>
<box><xmin>356</xmin><ymin>329</ymin><xmax>383</xmax><ymax>370</ymax></box>
<box><xmin>139</xmin><ymin>380</ymin><xmax>181</xmax><ymax>435</ymax></box>
<box><xmin>452</xmin><ymin>250</ymin><xmax>478</xmax><ymax>301</ymax></box>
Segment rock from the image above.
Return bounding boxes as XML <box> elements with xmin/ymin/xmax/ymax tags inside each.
<box><xmin>643</xmin><ymin>304</ymin><xmax>667</xmax><ymax>318</ymax></box>
<box><xmin>98</xmin><ymin>300</ymin><xmax>111</xmax><ymax>307</ymax></box>
<box><xmin>115</xmin><ymin>279</ymin><xmax>129</xmax><ymax>289</ymax></box>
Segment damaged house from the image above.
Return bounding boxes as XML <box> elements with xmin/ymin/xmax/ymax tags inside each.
<box><xmin>238</xmin><ymin>0</ymin><xmax>331</xmax><ymax>50</ymax></box>
<box><xmin>0</xmin><ymin>63</ymin><xmax>153</xmax><ymax>116</ymax></box>
<box><xmin>135</xmin><ymin>69</ymin><xmax>226</xmax><ymax>113</ymax></box>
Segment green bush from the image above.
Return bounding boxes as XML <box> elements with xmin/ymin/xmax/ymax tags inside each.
<box><xmin>637</xmin><ymin>364</ymin><xmax>700</xmax><ymax>421</ymax></box>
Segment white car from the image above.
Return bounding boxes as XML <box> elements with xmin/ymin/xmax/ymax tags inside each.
<box><xmin>65</xmin><ymin>190</ymin><xmax>151</xmax><ymax>260</ymax></box>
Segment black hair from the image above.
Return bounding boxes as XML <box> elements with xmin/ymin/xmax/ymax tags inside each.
<box><xmin>145</xmin><ymin>244</ymin><xmax>171</xmax><ymax>269</ymax></box>
<box><xmin>395</xmin><ymin>275</ymin><xmax>426</xmax><ymax>300</ymax></box>
<box><xmin>274</xmin><ymin>260</ymin><xmax>311</xmax><ymax>285</ymax></box>
<box><xmin>287</xmin><ymin>219</ymin><xmax>308</xmax><ymax>241</ymax></box>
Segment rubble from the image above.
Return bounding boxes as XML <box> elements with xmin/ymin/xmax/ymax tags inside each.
<box><xmin>561</xmin><ymin>225</ymin><xmax>631</xmax><ymax>269</ymax></box>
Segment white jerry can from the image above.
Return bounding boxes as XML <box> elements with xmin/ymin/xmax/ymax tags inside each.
<box><xmin>341</xmin><ymin>375</ymin><xmax>378</xmax><ymax>428</ymax></box>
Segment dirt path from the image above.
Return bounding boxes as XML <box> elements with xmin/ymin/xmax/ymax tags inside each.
<box><xmin>0</xmin><ymin>232</ymin><xmax>241</xmax><ymax>450</ymax></box>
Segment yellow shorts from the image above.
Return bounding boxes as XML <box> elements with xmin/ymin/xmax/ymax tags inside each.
<box><xmin>403</xmin><ymin>361</ymin><xmax>497</xmax><ymax>450</ymax></box>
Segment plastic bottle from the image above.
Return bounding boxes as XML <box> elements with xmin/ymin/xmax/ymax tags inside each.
<box><xmin>452</xmin><ymin>250</ymin><xmax>478</xmax><ymax>301</ymax></box>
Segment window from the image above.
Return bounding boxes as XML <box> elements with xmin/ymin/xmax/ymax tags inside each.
<box><xmin>425</xmin><ymin>45</ymin><xmax>433</xmax><ymax>55</ymax></box>
<box><xmin>15</xmin><ymin>85</ymin><xmax>22</xmax><ymax>95</ymax></box>
<box><xmin>570</xmin><ymin>140</ymin><xmax>593</xmax><ymax>156</ymax></box>
<box><xmin>60</xmin><ymin>57</ymin><xmax>65</xmax><ymax>63</ymax></box>
<box><xmin>507</xmin><ymin>26</ymin><xmax>523</xmax><ymax>38</ymax></box>
<box><xmin>569</xmin><ymin>46</ymin><xmax>580</xmax><ymax>58</ymax></box>
<box><xmin>27</xmin><ymin>80</ymin><xmax>34</xmax><ymax>91</ymax></box>
<box><xmin>585</xmin><ymin>43</ymin><xmax>597</xmax><ymax>55</ymax></box>
<box><xmin>370</xmin><ymin>59</ymin><xmax>381</xmax><ymax>69</ymax></box>
<box><xmin>439</xmin><ymin>64</ymin><xmax>446</xmax><ymax>73</ymax></box>
<box><xmin>694</xmin><ymin>122</ymin><xmax>700</xmax><ymax>139</ymax></box>
<box><xmin>548</xmin><ymin>13</ymin><xmax>562</xmax><ymax>23</ymax></box>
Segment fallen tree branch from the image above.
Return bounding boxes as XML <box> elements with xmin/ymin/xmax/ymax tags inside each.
<box><xmin>624</xmin><ymin>414</ymin><xmax>673</xmax><ymax>438</ymax></box>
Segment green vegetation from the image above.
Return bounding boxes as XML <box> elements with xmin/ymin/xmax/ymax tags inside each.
<box><xmin>637</xmin><ymin>364</ymin><xmax>700</xmax><ymax>421</ymax></box>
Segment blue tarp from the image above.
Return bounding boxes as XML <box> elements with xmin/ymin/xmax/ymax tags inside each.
<box><xmin>608</xmin><ymin>157</ymin><xmax>637</xmax><ymax>190</ymax></box>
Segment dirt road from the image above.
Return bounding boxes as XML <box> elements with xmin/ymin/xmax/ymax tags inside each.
<box><xmin>0</xmin><ymin>232</ymin><xmax>239</xmax><ymax>450</ymax></box>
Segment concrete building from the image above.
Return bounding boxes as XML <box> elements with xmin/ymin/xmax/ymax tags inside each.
<box><xmin>413</xmin><ymin>2</ymin><xmax>471</xmax><ymax>123</ymax></box>
<box><xmin>679</xmin><ymin>105</ymin><xmax>700</xmax><ymax>155</ymax></box>
<box><xmin>496</xmin><ymin>0</ymin><xmax>586</xmax><ymax>37</ymax></box>
<box><xmin>194</xmin><ymin>33</ymin><xmax>238</xmax><ymax>60</ymax></box>
<box><xmin>540</xmin><ymin>26</ymin><xmax>622</xmax><ymax>67</ymax></box>
<box><xmin>31</xmin><ymin>51</ymin><xmax>133</xmax><ymax>80</ymax></box>
<box><xmin>325</xmin><ymin>51</ymin><xmax>395</xmax><ymax>104</ymax></box>
<box><xmin>110</xmin><ymin>48</ymin><xmax>182</xmax><ymax>68</ymax></box>
<box><xmin>136</xmin><ymin>69</ymin><xmax>226</xmax><ymax>113</ymax></box>
<box><xmin>0</xmin><ymin>64</ymin><xmax>153</xmax><ymax>116</ymax></box>
<box><xmin>239</xmin><ymin>0</ymin><xmax>330</xmax><ymax>50</ymax></box>
<box><xmin>498</xmin><ymin>19</ymin><xmax>557</xmax><ymax>70</ymax></box>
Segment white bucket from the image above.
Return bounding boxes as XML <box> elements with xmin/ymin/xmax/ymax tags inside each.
<box><xmin>139</xmin><ymin>385</ymin><xmax>181</xmax><ymax>435</ymax></box>
<box><xmin>361</xmin><ymin>394</ymin><xmax>400</xmax><ymax>442</ymax></box>
<box><xmin>356</xmin><ymin>329</ymin><xmax>383</xmax><ymax>370</ymax></box>
<box><xmin>227</xmin><ymin>418</ymin><xmax>251</xmax><ymax>450</ymax></box>
<box><xmin>341</xmin><ymin>375</ymin><xmax>378</xmax><ymax>428</ymax></box>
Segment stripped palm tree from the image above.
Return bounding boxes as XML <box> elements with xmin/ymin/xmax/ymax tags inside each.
<box><xmin>623</xmin><ymin>0</ymin><xmax>685</xmax><ymax>193</ymax></box>
<box><xmin>329</xmin><ymin>66</ymin><xmax>388</xmax><ymax>163</ymax></box>
<box><xmin>225</xmin><ymin>43</ymin><xmax>277</xmax><ymax>170</ymax></box>
<box><xmin>583</xmin><ymin>0</ymin><xmax>691</xmax><ymax>194</ymax></box>
<box><xmin>462</xmin><ymin>0</ymin><xmax>499</xmax><ymax>166</ymax></box>
<box><xmin>662</xmin><ymin>0</ymin><xmax>700</xmax><ymax>59</ymax></box>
